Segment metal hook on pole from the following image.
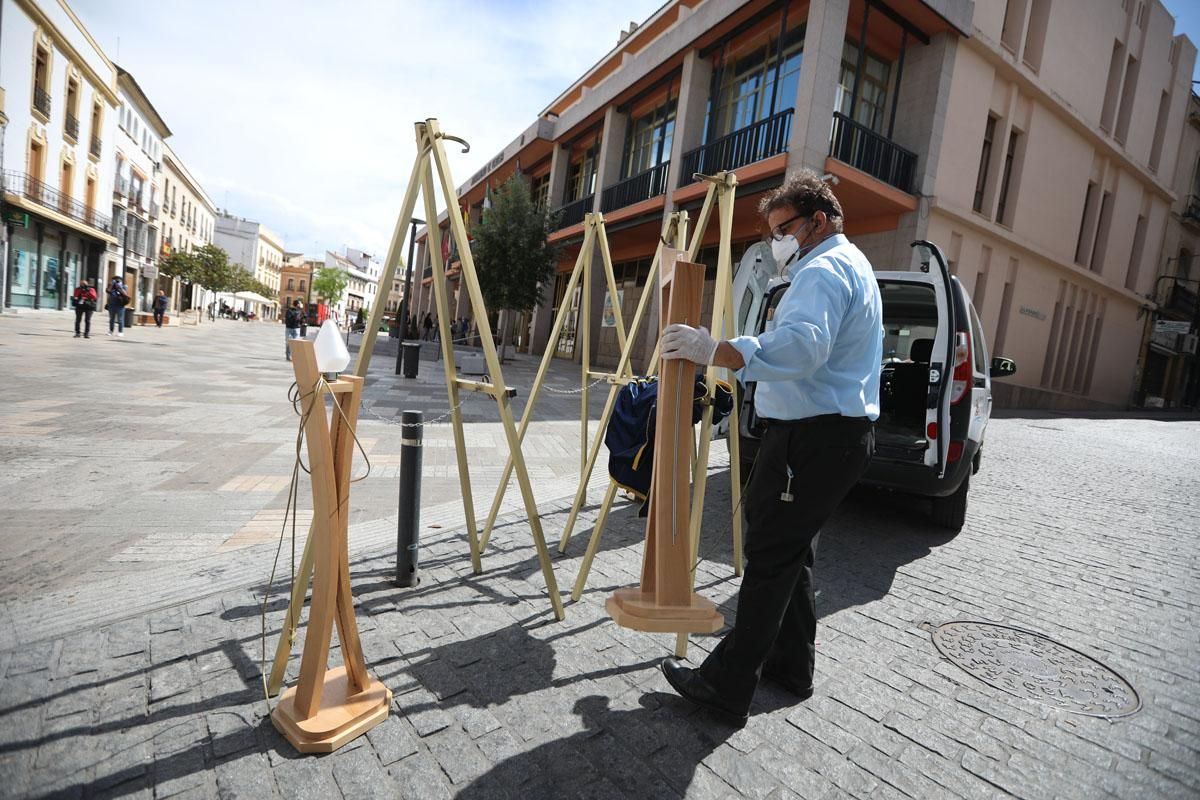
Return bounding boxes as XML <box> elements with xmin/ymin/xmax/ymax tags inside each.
<box><xmin>438</xmin><ymin>133</ymin><xmax>471</xmax><ymax>154</ymax></box>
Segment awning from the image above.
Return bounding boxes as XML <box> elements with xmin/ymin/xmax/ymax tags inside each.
<box><xmin>234</xmin><ymin>291</ymin><xmax>276</xmax><ymax>305</ymax></box>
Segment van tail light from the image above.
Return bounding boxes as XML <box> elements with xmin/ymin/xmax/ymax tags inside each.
<box><xmin>951</xmin><ymin>331</ymin><xmax>971</xmax><ymax>404</ymax></box>
<box><xmin>927</xmin><ymin>422</ymin><xmax>938</xmax><ymax>440</ymax></box>
<box><xmin>948</xmin><ymin>440</ymin><xmax>964</xmax><ymax>462</ymax></box>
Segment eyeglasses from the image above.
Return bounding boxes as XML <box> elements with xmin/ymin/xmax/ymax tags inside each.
<box><xmin>768</xmin><ymin>214</ymin><xmax>807</xmax><ymax>241</ymax></box>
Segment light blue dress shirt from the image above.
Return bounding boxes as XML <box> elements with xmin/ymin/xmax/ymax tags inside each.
<box><xmin>728</xmin><ymin>233</ymin><xmax>883</xmax><ymax>421</ymax></box>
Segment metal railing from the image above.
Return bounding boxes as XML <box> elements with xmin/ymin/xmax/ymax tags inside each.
<box><xmin>554</xmin><ymin>194</ymin><xmax>593</xmax><ymax>229</ymax></box>
<box><xmin>90</xmin><ymin>136</ymin><xmax>102</xmax><ymax>159</ymax></box>
<box><xmin>1183</xmin><ymin>195</ymin><xmax>1200</xmax><ymax>227</ymax></box>
<box><xmin>681</xmin><ymin>108</ymin><xmax>794</xmax><ymax>179</ymax></box>
<box><xmin>829</xmin><ymin>112</ymin><xmax>917</xmax><ymax>194</ymax></box>
<box><xmin>1</xmin><ymin>170</ymin><xmax>113</xmax><ymax>236</ymax></box>
<box><xmin>65</xmin><ymin>113</ymin><xmax>80</xmax><ymax>140</ymax></box>
<box><xmin>1163</xmin><ymin>281</ymin><xmax>1198</xmax><ymax>316</ymax></box>
<box><xmin>33</xmin><ymin>86</ymin><xmax>51</xmax><ymax>117</ymax></box>
<box><xmin>600</xmin><ymin>161</ymin><xmax>671</xmax><ymax>213</ymax></box>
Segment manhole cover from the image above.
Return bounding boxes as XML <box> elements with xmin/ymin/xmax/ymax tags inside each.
<box><xmin>931</xmin><ymin>621</ymin><xmax>1140</xmax><ymax>717</ymax></box>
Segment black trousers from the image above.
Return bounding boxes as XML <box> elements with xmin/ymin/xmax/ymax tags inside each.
<box><xmin>698</xmin><ymin>415</ymin><xmax>873</xmax><ymax>712</ymax></box>
<box><xmin>153</xmin><ymin>310</ymin><xmax>165</xmax><ymax>327</ymax></box>
<box><xmin>74</xmin><ymin>306</ymin><xmax>93</xmax><ymax>335</ymax></box>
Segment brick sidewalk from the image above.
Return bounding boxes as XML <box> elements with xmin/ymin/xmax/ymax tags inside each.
<box><xmin>2</xmin><ymin>312</ymin><xmax>1199</xmax><ymax>798</ymax></box>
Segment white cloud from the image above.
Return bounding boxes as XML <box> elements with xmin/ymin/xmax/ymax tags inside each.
<box><xmin>72</xmin><ymin>0</ymin><xmax>663</xmax><ymax>259</ymax></box>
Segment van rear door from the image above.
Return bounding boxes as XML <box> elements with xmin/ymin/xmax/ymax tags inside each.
<box><xmin>911</xmin><ymin>240</ymin><xmax>955</xmax><ymax>479</ymax></box>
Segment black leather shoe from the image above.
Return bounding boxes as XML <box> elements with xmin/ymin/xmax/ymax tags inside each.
<box><xmin>661</xmin><ymin>658</ymin><xmax>749</xmax><ymax>728</ymax></box>
<box><xmin>761</xmin><ymin>663</ymin><xmax>814</xmax><ymax>700</ymax></box>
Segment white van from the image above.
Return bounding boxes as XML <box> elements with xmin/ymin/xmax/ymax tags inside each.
<box><xmin>732</xmin><ymin>240</ymin><xmax>1017</xmax><ymax>531</ymax></box>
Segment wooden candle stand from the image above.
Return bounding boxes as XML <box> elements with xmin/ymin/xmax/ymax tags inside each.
<box><xmin>606</xmin><ymin>254</ymin><xmax>724</xmax><ymax>635</ymax></box>
<box><xmin>271</xmin><ymin>339</ymin><xmax>391</xmax><ymax>753</ymax></box>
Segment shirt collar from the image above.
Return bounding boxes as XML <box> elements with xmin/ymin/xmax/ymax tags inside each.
<box><xmin>786</xmin><ymin>233</ymin><xmax>848</xmax><ymax>281</ymax></box>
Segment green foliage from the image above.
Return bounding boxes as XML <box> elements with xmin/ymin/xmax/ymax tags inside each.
<box><xmin>158</xmin><ymin>250</ymin><xmax>201</xmax><ymax>283</ymax></box>
<box><xmin>192</xmin><ymin>244</ymin><xmax>239</xmax><ymax>293</ymax></box>
<box><xmin>471</xmin><ymin>174</ymin><xmax>561</xmax><ymax>315</ymax></box>
<box><xmin>312</xmin><ymin>267</ymin><xmax>350</xmax><ymax>304</ymax></box>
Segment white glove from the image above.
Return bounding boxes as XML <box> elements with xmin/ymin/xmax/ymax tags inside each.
<box><xmin>660</xmin><ymin>323</ymin><xmax>718</xmax><ymax>364</ymax></box>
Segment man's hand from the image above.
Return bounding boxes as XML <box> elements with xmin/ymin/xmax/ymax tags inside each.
<box><xmin>660</xmin><ymin>323</ymin><xmax>718</xmax><ymax>364</ymax></box>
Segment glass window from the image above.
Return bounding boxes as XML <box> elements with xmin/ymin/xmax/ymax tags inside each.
<box><xmin>566</xmin><ymin>144</ymin><xmax>599</xmax><ymax>203</ymax></box>
<box><xmin>835</xmin><ymin>40</ymin><xmax>892</xmax><ymax>132</ymax></box>
<box><xmin>530</xmin><ymin>173</ymin><xmax>551</xmax><ymax>211</ymax></box>
<box><xmin>706</xmin><ymin>26</ymin><xmax>804</xmax><ymax>141</ymax></box>
<box><xmin>623</xmin><ymin>99</ymin><xmax>676</xmax><ymax>178</ymax></box>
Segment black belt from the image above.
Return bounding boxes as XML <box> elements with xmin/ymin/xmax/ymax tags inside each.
<box><xmin>760</xmin><ymin>414</ymin><xmax>871</xmax><ymax>427</ymax></box>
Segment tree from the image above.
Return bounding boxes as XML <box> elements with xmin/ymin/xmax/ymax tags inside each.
<box><xmin>471</xmin><ymin>174</ymin><xmax>561</xmax><ymax>361</ymax></box>
<box><xmin>193</xmin><ymin>244</ymin><xmax>239</xmax><ymax>294</ymax></box>
<box><xmin>312</xmin><ymin>267</ymin><xmax>349</xmax><ymax>306</ymax></box>
<box><xmin>158</xmin><ymin>250</ymin><xmax>202</xmax><ymax>284</ymax></box>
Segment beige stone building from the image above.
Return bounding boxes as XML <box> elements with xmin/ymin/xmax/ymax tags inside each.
<box><xmin>159</xmin><ymin>142</ymin><xmax>215</xmax><ymax>313</ymax></box>
<box><xmin>1139</xmin><ymin>88</ymin><xmax>1200</xmax><ymax>408</ymax></box>
<box><xmin>409</xmin><ymin>0</ymin><xmax>1196</xmax><ymax>410</ymax></box>
<box><xmin>280</xmin><ymin>252</ymin><xmax>318</xmax><ymax>313</ymax></box>
<box><xmin>213</xmin><ymin>212</ymin><xmax>283</xmax><ymax>319</ymax></box>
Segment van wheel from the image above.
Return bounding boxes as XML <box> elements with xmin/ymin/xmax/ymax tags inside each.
<box><xmin>931</xmin><ymin>476</ymin><xmax>968</xmax><ymax>532</ymax></box>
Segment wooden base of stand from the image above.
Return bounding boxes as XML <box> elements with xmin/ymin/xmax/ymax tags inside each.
<box><xmin>606</xmin><ymin>588</ymin><xmax>723</xmax><ymax>634</ymax></box>
<box><xmin>271</xmin><ymin>666</ymin><xmax>391</xmax><ymax>754</ymax></box>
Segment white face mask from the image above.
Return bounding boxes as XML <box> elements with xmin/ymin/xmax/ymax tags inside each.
<box><xmin>771</xmin><ymin>235</ymin><xmax>799</xmax><ymax>268</ymax></box>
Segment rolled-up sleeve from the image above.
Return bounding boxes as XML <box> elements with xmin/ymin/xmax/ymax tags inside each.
<box><xmin>729</xmin><ymin>266</ymin><xmax>850</xmax><ymax>384</ymax></box>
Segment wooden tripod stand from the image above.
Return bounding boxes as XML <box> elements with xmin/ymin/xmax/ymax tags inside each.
<box><xmin>271</xmin><ymin>340</ymin><xmax>390</xmax><ymax>753</ymax></box>
<box><xmin>606</xmin><ymin>255</ymin><xmax>724</xmax><ymax>634</ymax></box>
<box><xmin>560</xmin><ymin>173</ymin><xmax>745</xmax><ymax>634</ymax></box>
<box><xmin>478</xmin><ymin>211</ymin><xmax>630</xmax><ymax>552</ymax></box>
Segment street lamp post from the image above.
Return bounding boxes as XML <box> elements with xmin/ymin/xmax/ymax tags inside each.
<box><xmin>395</xmin><ymin>217</ymin><xmax>424</xmax><ymax>375</ymax></box>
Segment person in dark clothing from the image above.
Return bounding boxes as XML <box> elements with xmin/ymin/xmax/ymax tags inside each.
<box><xmin>153</xmin><ymin>291</ymin><xmax>169</xmax><ymax>327</ymax></box>
<box><xmin>284</xmin><ymin>299</ymin><xmax>305</xmax><ymax>361</ymax></box>
<box><xmin>422</xmin><ymin>312</ymin><xmax>434</xmax><ymax>341</ymax></box>
<box><xmin>105</xmin><ymin>277</ymin><xmax>130</xmax><ymax>337</ymax></box>
<box><xmin>656</xmin><ymin>170</ymin><xmax>883</xmax><ymax>727</ymax></box>
<box><xmin>72</xmin><ymin>280</ymin><xmax>98</xmax><ymax>338</ymax></box>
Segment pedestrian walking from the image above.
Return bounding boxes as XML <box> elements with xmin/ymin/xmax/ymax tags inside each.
<box><xmin>72</xmin><ymin>279</ymin><xmax>98</xmax><ymax>338</ymax></box>
<box><xmin>284</xmin><ymin>299</ymin><xmax>305</xmax><ymax>361</ymax></box>
<box><xmin>208</xmin><ymin>301</ymin><xmax>216</xmax><ymax>321</ymax></box>
<box><xmin>656</xmin><ymin>170</ymin><xmax>882</xmax><ymax>727</ymax></box>
<box><xmin>105</xmin><ymin>277</ymin><xmax>130</xmax><ymax>337</ymax></box>
<box><xmin>422</xmin><ymin>312</ymin><xmax>433</xmax><ymax>341</ymax></box>
<box><xmin>152</xmin><ymin>291</ymin><xmax>169</xmax><ymax>328</ymax></box>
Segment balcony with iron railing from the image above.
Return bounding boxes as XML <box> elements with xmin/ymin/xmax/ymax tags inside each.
<box><xmin>1162</xmin><ymin>280</ymin><xmax>1199</xmax><ymax>317</ymax></box>
<box><xmin>1183</xmin><ymin>195</ymin><xmax>1200</xmax><ymax>229</ymax></box>
<box><xmin>90</xmin><ymin>136</ymin><xmax>102</xmax><ymax>159</ymax></box>
<box><xmin>65</xmin><ymin>113</ymin><xmax>80</xmax><ymax>141</ymax></box>
<box><xmin>681</xmin><ymin>108</ymin><xmax>793</xmax><ymax>179</ymax></box>
<box><xmin>33</xmin><ymin>85</ymin><xmax>51</xmax><ymax>118</ymax></box>
<box><xmin>1</xmin><ymin>170</ymin><xmax>113</xmax><ymax>236</ymax></box>
<box><xmin>600</xmin><ymin>161</ymin><xmax>671</xmax><ymax>214</ymax></box>
<box><xmin>828</xmin><ymin>112</ymin><xmax>917</xmax><ymax>194</ymax></box>
<box><xmin>554</xmin><ymin>194</ymin><xmax>593</xmax><ymax>230</ymax></box>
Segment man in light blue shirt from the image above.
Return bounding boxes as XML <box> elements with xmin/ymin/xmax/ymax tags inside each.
<box><xmin>657</xmin><ymin>170</ymin><xmax>882</xmax><ymax>727</ymax></box>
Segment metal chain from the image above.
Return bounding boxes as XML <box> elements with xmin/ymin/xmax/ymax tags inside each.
<box><xmin>359</xmin><ymin>397</ymin><xmax>469</xmax><ymax>428</ymax></box>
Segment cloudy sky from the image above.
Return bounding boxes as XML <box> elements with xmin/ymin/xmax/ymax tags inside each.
<box><xmin>71</xmin><ymin>0</ymin><xmax>664</xmax><ymax>259</ymax></box>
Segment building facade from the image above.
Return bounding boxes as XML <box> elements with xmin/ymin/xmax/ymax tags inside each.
<box><xmin>1</xmin><ymin>0</ymin><xmax>119</xmax><ymax>311</ymax></box>
<box><xmin>1138</xmin><ymin>89</ymin><xmax>1200</xmax><ymax>408</ymax></box>
<box><xmin>109</xmin><ymin>67</ymin><xmax>168</xmax><ymax>316</ymax></box>
<box><xmin>325</xmin><ymin>247</ymin><xmax>380</xmax><ymax>323</ymax></box>
<box><xmin>160</xmin><ymin>141</ymin><xmax>215</xmax><ymax>313</ymax></box>
<box><xmin>280</xmin><ymin>252</ymin><xmax>317</xmax><ymax>313</ymax></box>
<box><xmin>213</xmin><ymin>212</ymin><xmax>283</xmax><ymax>319</ymax></box>
<box><xmin>409</xmin><ymin>0</ymin><xmax>1196</xmax><ymax>410</ymax></box>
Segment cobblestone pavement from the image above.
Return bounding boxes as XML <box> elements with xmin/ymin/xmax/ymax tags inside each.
<box><xmin>1</xmin><ymin>310</ymin><xmax>1199</xmax><ymax>799</ymax></box>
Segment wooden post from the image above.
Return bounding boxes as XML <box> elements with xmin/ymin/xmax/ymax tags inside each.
<box><xmin>605</xmin><ymin>254</ymin><xmax>723</xmax><ymax>635</ymax></box>
<box><xmin>270</xmin><ymin>340</ymin><xmax>391</xmax><ymax>753</ymax></box>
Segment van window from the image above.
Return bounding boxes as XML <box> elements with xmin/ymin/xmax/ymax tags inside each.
<box><xmin>879</xmin><ymin>280</ymin><xmax>938</xmax><ymax>363</ymax></box>
<box><xmin>969</xmin><ymin>303</ymin><xmax>988</xmax><ymax>375</ymax></box>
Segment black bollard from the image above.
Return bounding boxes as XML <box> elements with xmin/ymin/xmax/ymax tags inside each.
<box><xmin>395</xmin><ymin>410</ymin><xmax>422</xmax><ymax>587</ymax></box>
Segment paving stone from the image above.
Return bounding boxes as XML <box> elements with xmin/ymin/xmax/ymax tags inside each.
<box><xmin>388</xmin><ymin>751</ymin><xmax>454</xmax><ymax>799</ymax></box>
<box><xmin>365</xmin><ymin>715</ymin><xmax>419</xmax><ymax>766</ymax></box>
<box><xmin>214</xmin><ymin>750</ymin><xmax>279</xmax><ymax>799</ymax></box>
<box><xmin>331</xmin><ymin>744</ymin><xmax>393</xmax><ymax>800</ymax></box>
<box><xmin>270</xmin><ymin>756</ymin><xmax>341</xmax><ymax>800</ymax></box>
